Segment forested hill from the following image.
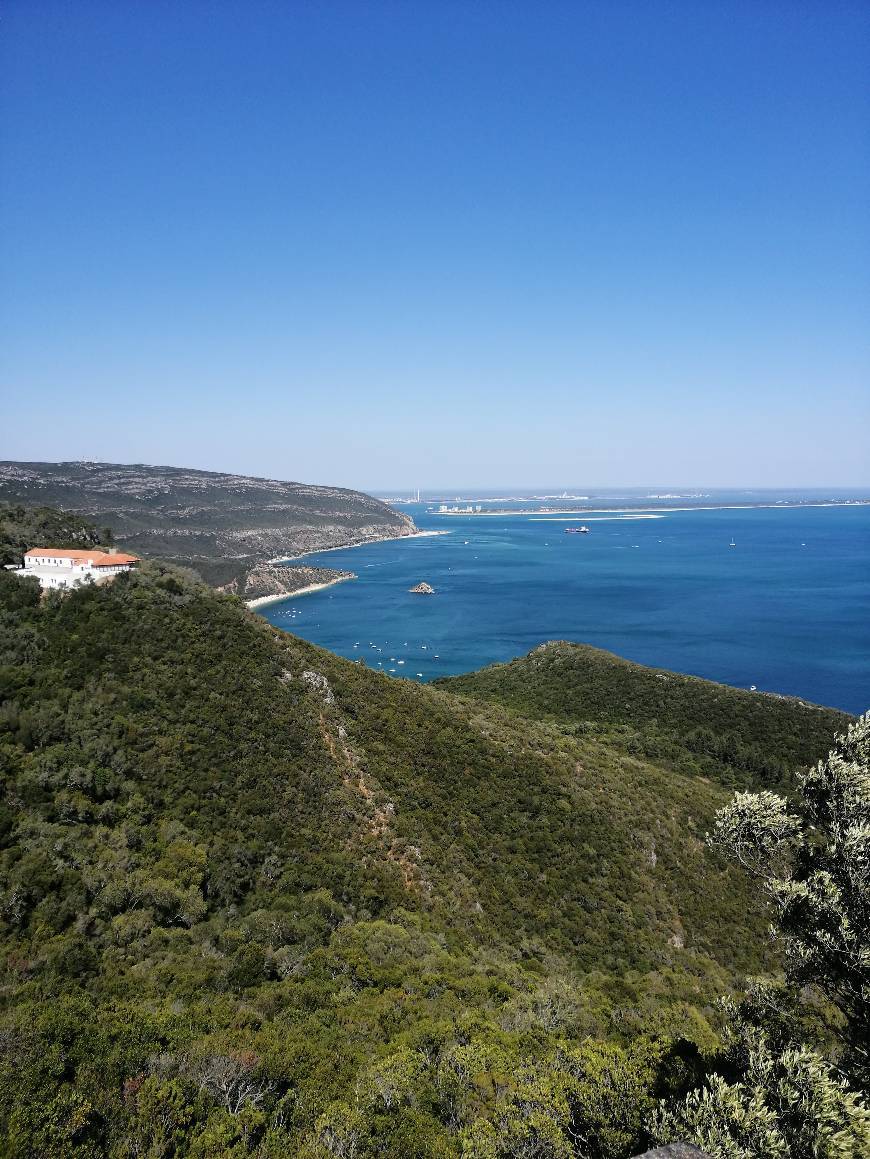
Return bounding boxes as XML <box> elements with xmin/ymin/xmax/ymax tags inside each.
<box><xmin>0</xmin><ymin>560</ymin><xmax>848</xmax><ymax>1155</ymax></box>
<box><xmin>437</xmin><ymin>642</ymin><xmax>850</xmax><ymax>795</ymax></box>
<box><xmin>0</xmin><ymin>461</ymin><xmax>414</xmax><ymax>587</ymax></box>
<box><xmin>0</xmin><ymin>504</ymin><xmax>113</xmax><ymax>566</ymax></box>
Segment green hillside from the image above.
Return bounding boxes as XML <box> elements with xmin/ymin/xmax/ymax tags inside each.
<box><xmin>0</xmin><ymin>504</ymin><xmax>112</xmax><ymax>566</ymax></box>
<box><xmin>0</xmin><ymin>461</ymin><xmax>414</xmax><ymax>588</ymax></box>
<box><xmin>0</xmin><ymin>560</ymin><xmax>848</xmax><ymax>1156</ymax></box>
<box><xmin>437</xmin><ymin>642</ymin><xmax>850</xmax><ymax>795</ymax></box>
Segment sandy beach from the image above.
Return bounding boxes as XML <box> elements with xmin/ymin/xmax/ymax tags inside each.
<box><xmin>246</xmin><ymin>573</ymin><xmax>357</xmax><ymax>609</ymax></box>
<box><xmin>249</xmin><ymin>530</ymin><xmax>450</xmax><ymax>609</ymax></box>
<box><xmin>269</xmin><ymin>528</ymin><xmax>449</xmax><ymax>564</ymax></box>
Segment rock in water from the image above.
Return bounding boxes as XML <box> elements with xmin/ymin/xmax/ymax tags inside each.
<box><xmin>409</xmin><ymin>582</ymin><xmax>435</xmax><ymax>594</ymax></box>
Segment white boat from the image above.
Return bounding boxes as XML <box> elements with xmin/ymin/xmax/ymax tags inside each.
<box><xmin>729</xmin><ymin>538</ymin><xmax>736</xmax><ymax>547</ymax></box>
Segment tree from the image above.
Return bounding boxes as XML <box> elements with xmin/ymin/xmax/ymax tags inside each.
<box><xmin>650</xmin><ymin>1008</ymin><xmax>870</xmax><ymax>1159</ymax></box>
<box><xmin>707</xmin><ymin>712</ymin><xmax>869</xmax><ymax>1080</ymax></box>
<box><xmin>649</xmin><ymin>714</ymin><xmax>870</xmax><ymax>1157</ymax></box>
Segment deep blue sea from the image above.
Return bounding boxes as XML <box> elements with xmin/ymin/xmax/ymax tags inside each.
<box><xmin>258</xmin><ymin>492</ymin><xmax>870</xmax><ymax>714</ymax></box>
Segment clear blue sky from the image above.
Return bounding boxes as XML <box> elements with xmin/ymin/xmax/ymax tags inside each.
<box><xmin>2</xmin><ymin>1</ymin><xmax>868</xmax><ymax>489</ymax></box>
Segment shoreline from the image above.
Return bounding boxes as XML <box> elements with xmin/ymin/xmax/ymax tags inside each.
<box><xmin>249</xmin><ymin>529</ymin><xmax>450</xmax><ymax>610</ymax></box>
<box><xmin>246</xmin><ymin>573</ymin><xmax>356</xmax><ymax>609</ymax></box>
<box><xmin>431</xmin><ymin>501</ymin><xmax>870</xmax><ymax>517</ymax></box>
<box><xmin>530</xmin><ymin>514</ymin><xmax>662</xmax><ymax>521</ymax></box>
<box><xmin>269</xmin><ymin>528</ymin><xmax>449</xmax><ymax>564</ymax></box>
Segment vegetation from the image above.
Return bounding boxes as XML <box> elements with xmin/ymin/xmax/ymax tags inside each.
<box><xmin>651</xmin><ymin>713</ymin><xmax>870</xmax><ymax>1157</ymax></box>
<box><xmin>0</xmin><ymin>504</ymin><xmax>111</xmax><ymax>567</ymax></box>
<box><xmin>652</xmin><ymin>1011</ymin><xmax>870</xmax><ymax>1158</ymax></box>
<box><xmin>437</xmin><ymin>642</ymin><xmax>850</xmax><ymax>795</ymax></box>
<box><xmin>234</xmin><ymin>563</ymin><xmax>357</xmax><ymax>602</ymax></box>
<box><xmin>0</xmin><ymin>508</ymin><xmax>860</xmax><ymax>1156</ymax></box>
<box><xmin>0</xmin><ymin>461</ymin><xmax>413</xmax><ymax>587</ymax></box>
<box><xmin>707</xmin><ymin>713</ymin><xmax>869</xmax><ymax>1083</ymax></box>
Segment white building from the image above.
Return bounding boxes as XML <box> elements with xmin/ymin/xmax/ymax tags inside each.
<box><xmin>8</xmin><ymin>547</ymin><xmax>140</xmax><ymax>590</ymax></box>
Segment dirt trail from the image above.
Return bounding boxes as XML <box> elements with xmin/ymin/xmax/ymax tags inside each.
<box><xmin>317</xmin><ymin>711</ymin><xmax>427</xmax><ymax>894</ymax></box>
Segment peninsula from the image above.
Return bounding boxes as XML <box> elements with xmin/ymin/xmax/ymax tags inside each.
<box><xmin>243</xmin><ymin>563</ymin><xmax>357</xmax><ymax>608</ymax></box>
<box><xmin>0</xmin><ymin>461</ymin><xmax>416</xmax><ymax>591</ymax></box>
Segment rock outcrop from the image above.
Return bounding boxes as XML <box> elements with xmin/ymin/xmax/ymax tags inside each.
<box><xmin>233</xmin><ymin>563</ymin><xmax>356</xmax><ymax>602</ymax></box>
<box><xmin>409</xmin><ymin>582</ymin><xmax>435</xmax><ymax>594</ymax></box>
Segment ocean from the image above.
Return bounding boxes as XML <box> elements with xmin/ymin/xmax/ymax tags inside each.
<box><xmin>258</xmin><ymin>492</ymin><xmax>870</xmax><ymax>714</ymax></box>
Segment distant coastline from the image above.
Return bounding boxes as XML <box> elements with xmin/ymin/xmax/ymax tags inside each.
<box><xmin>432</xmin><ymin>501</ymin><xmax>870</xmax><ymax>517</ymax></box>
<box><xmin>255</xmin><ymin>500</ymin><xmax>870</xmax><ymax>714</ymax></box>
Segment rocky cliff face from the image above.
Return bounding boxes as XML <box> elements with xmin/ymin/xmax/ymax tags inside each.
<box><xmin>0</xmin><ymin>461</ymin><xmax>415</xmax><ymax>587</ymax></box>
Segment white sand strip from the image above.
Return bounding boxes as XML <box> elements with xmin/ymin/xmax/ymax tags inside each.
<box><xmin>246</xmin><ymin>573</ymin><xmax>356</xmax><ymax>609</ymax></box>
<box><xmin>269</xmin><ymin>528</ymin><xmax>449</xmax><ymax>564</ymax></box>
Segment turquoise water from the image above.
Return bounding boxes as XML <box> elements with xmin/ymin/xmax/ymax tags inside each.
<box><xmin>259</xmin><ymin>500</ymin><xmax>870</xmax><ymax>714</ymax></box>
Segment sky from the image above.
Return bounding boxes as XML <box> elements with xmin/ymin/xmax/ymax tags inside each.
<box><xmin>1</xmin><ymin>0</ymin><xmax>868</xmax><ymax>489</ymax></box>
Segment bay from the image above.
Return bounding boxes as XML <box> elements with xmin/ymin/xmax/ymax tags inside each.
<box><xmin>258</xmin><ymin>493</ymin><xmax>870</xmax><ymax>714</ymax></box>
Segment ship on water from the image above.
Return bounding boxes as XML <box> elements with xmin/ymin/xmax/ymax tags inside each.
<box><xmin>565</xmin><ymin>526</ymin><xmax>590</xmax><ymax>534</ymax></box>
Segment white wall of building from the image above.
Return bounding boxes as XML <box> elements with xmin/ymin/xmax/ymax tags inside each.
<box><xmin>14</xmin><ymin>553</ymin><xmax>138</xmax><ymax>590</ymax></box>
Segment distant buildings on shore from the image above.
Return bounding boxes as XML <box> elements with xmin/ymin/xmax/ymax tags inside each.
<box><xmin>6</xmin><ymin>547</ymin><xmax>140</xmax><ymax>590</ymax></box>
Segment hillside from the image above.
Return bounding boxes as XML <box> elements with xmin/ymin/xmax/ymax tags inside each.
<box><xmin>0</xmin><ymin>504</ymin><xmax>112</xmax><ymax>567</ymax></box>
<box><xmin>0</xmin><ymin>554</ymin><xmax>850</xmax><ymax>1155</ymax></box>
<box><xmin>0</xmin><ymin>461</ymin><xmax>414</xmax><ymax>588</ymax></box>
<box><xmin>437</xmin><ymin>642</ymin><xmax>851</xmax><ymax>795</ymax></box>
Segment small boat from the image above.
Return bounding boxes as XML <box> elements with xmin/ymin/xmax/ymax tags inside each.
<box><xmin>565</xmin><ymin>525</ymin><xmax>590</xmax><ymax>534</ymax></box>
<box><xmin>729</xmin><ymin>538</ymin><xmax>736</xmax><ymax>547</ymax></box>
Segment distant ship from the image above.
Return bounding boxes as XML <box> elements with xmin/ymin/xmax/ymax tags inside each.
<box><xmin>565</xmin><ymin>526</ymin><xmax>590</xmax><ymax>534</ymax></box>
<box><xmin>729</xmin><ymin>538</ymin><xmax>736</xmax><ymax>547</ymax></box>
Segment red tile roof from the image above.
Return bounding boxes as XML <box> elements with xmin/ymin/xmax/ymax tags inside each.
<box><xmin>91</xmin><ymin>552</ymin><xmax>140</xmax><ymax>566</ymax></box>
<box><xmin>25</xmin><ymin>548</ymin><xmax>140</xmax><ymax>566</ymax></box>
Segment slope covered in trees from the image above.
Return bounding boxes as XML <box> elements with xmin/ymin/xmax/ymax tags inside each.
<box><xmin>437</xmin><ymin>642</ymin><xmax>850</xmax><ymax>795</ymax></box>
<box><xmin>651</xmin><ymin>712</ymin><xmax>870</xmax><ymax>1156</ymax></box>
<box><xmin>0</xmin><ymin>557</ymin><xmax>852</xmax><ymax>1156</ymax></box>
<box><xmin>0</xmin><ymin>504</ymin><xmax>112</xmax><ymax>567</ymax></box>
